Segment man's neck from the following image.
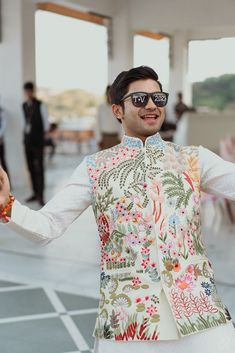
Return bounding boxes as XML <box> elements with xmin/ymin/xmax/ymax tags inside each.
<box><xmin>124</xmin><ymin>132</ymin><xmax>158</xmax><ymax>143</ymax></box>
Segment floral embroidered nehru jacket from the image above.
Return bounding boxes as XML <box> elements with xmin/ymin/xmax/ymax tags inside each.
<box><xmin>6</xmin><ymin>133</ymin><xmax>235</xmax><ymax>342</ymax></box>
<box><xmin>86</xmin><ymin>133</ymin><xmax>232</xmax><ymax>341</ymax></box>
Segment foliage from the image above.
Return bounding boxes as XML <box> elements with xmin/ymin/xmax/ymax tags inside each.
<box><xmin>38</xmin><ymin>87</ymin><xmax>102</xmax><ymax>121</ymax></box>
<box><xmin>192</xmin><ymin>74</ymin><xmax>235</xmax><ymax>111</ymax></box>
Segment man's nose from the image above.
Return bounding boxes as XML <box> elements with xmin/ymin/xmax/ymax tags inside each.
<box><xmin>145</xmin><ymin>96</ymin><xmax>156</xmax><ymax>109</ymax></box>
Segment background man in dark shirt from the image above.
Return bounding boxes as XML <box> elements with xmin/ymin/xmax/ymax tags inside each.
<box><xmin>22</xmin><ymin>82</ymin><xmax>49</xmax><ymax>206</ymax></box>
<box><xmin>174</xmin><ymin>92</ymin><xmax>195</xmax><ymax>122</ymax></box>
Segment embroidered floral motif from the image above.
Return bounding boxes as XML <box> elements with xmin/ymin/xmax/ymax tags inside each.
<box><xmin>98</xmin><ymin>214</ymin><xmax>110</xmax><ymax>246</ymax></box>
<box><xmin>162</xmin><ymin>171</ymin><xmax>194</xmax><ymax>209</ymax></box>
<box><xmin>87</xmin><ymin>138</ymin><xmax>230</xmax><ymax>341</ymax></box>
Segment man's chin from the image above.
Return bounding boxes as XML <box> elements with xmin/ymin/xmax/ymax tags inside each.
<box><xmin>143</xmin><ymin>123</ymin><xmax>162</xmax><ymax>135</ymax></box>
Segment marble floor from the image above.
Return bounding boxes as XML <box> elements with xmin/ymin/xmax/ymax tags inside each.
<box><xmin>0</xmin><ymin>279</ymin><xmax>98</xmax><ymax>353</ymax></box>
<box><xmin>0</xmin><ymin>151</ymin><xmax>235</xmax><ymax>352</ymax></box>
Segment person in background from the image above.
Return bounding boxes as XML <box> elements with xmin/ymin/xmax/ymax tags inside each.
<box><xmin>174</xmin><ymin>92</ymin><xmax>195</xmax><ymax>122</ymax></box>
<box><xmin>95</xmin><ymin>85</ymin><xmax>122</xmax><ymax>150</ymax></box>
<box><xmin>44</xmin><ymin>122</ymin><xmax>58</xmax><ymax>162</ymax></box>
<box><xmin>0</xmin><ymin>104</ymin><xmax>10</xmax><ymax>177</ymax></box>
<box><xmin>22</xmin><ymin>82</ymin><xmax>49</xmax><ymax>206</ymax></box>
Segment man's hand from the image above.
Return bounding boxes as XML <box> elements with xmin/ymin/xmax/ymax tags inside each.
<box><xmin>0</xmin><ymin>167</ymin><xmax>10</xmax><ymax>209</ymax></box>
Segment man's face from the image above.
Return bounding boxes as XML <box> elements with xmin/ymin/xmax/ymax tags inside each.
<box><xmin>24</xmin><ymin>89</ymin><xmax>34</xmax><ymax>101</ymax></box>
<box><xmin>112</xmin><ymin>79</ymin><xmax>165</xmax><ymax>141</ymax></box>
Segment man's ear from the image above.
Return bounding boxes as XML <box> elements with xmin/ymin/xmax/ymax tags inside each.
<box><xmin>112</xmin><ymin>104</ymin><xmax>123</xmax><ymax>123</ymax></box>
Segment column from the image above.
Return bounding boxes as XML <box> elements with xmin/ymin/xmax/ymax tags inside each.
<box><xmin>167</xmin><ymin>31</ymin><xmax>191</xmax><ymax>122</ymax></box>
<box><xmin>107</xmin><ymin>0</ymin><xmax>134</xmax><ymax>84</ymax></box>
<box><xmin>0</xmin><ymin>0</ymin><xmax>36</xmax><ymax>187</ymax></box>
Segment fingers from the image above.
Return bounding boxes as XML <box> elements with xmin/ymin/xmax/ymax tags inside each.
<box><xmin>0</xmin><ymin>177</ymin><xmax>4</xmax><ymax>192</ymax></box>
<box><xmin>0</xmin><ymin>167</ymin><xmax>7</xmax><ymax>192</ymax></box>
<box><xmin>0</xmin><ymin>166</ymin><xmax>7</xmax><ymax>177</ymax></box>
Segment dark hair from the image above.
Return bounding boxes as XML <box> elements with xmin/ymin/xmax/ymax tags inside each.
<box><xmin>109</xmin><ymin>66</ymin><xmax>163</xmax><ymax>105</ymax></box>
<box><xmin>178</xmin><ymin>92</ymin><xmax>183</xmax><ymax>98</ymax></box>
<box><xmin>106</xmin><ymin>85</ymin><xmax>111</xmax><ymax>95</ymax></box>
<box><xmin>105</xmin><ymin>85</ymin><xmax>111</xmax><ymax>104</ymax></box>
<box><xmin>23</xmin><ymin>82</ymin><xmax>34</xmax><ymax>91</ymax></box>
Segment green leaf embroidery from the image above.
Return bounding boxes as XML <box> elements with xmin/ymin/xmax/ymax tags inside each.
<box><xmin>163</xmin><ymin>172</ymin><xmax>193</xmax><ymax>209</ymax></box>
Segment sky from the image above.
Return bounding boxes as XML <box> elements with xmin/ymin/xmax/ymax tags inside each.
<box><xmin>188</xmin><ymin>38</ymin><xmax>235</xmax><ymax>83</ymax></box>
<box><xmin>35</xmin><ymin>10</ymin><xmax>235</xmax><ymax>95</ymax></box>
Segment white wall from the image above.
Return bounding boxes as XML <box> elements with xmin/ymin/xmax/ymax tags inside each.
<box><xmin>0</xmin><ymin>0</ymin><xmax>36</xmax><ymax>187</ymax></box>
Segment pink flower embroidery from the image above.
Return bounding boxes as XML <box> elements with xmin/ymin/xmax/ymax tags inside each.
<box><xmin>167</xmin><ymin>241</ymin><xmax>174</xmax><ymax>249</ymax></box>
<box><xmin>141</xmin><ymin>247</ymin><xmax>150</xmax><ymax>255</ymax></box>
<box><xmin>146</xmin><ymin>304</ymin><xmax>158</xmax><ymax>316</ymax></box>
<box><xmin>175</xmin><ymin>273</ymin><xmax>195</xmax><ymax>292</ymax></box>
<box><xmin>179</xmin><ymin>208</ymin><xmax>186</xmax><ymax>217</ymax></box>
<box><xmin>135</xmin><ymin>297</ymin><xmax>142</xmax><ymax>303</ymax></box>
<box><xmin>141</xmin><ymin>259</ymin><xmax>150</xmax><ymax>269</ymax></box>
<box><xmin>193</xmin><ymin>194</ymin><xmax>200</xmax><ymax>204</ymax></box>
<box><xmin>187</xmin><ymin>265</ymin><xmax>194</xmax><ymax>274</ymax></box>
<box><xmin>132</xmin><ymin>277</ymin><xmax>142</xmax><ymax>286</ymax></box>
<box><xmin>98</xmin><ymin>213</ymin><xmax>110</xmax><ymax>246</ymax></box>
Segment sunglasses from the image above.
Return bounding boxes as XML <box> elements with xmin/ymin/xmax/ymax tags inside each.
<box><xmin>121</xmin><ymin>91</ymin><xmax>169</xmax><ymax>108</ymax></box>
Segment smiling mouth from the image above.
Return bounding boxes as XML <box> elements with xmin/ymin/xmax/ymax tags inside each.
<box><xmin>140</xmin><ymin>114</ymin><xmax>159</xmax><ymax>120</ymax></box>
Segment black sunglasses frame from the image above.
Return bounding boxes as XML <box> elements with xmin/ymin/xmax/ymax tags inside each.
<box><xmin>121</xmin><ymin>91</ymin><xmax>169</xmax><ymax>108</ymax></box>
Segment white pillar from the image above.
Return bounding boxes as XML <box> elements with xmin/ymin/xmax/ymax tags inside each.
<box><xmin>167</xmin><ymin>31</ymin><xmax>191</xmax><ymax>122</ymax></box>
<box><xmin>107</xmin><ymin>0</ymin><xmax>134</xmax><ymax>84</ymax></box>
<box><xmin>0</xmin><ymin>0</ymin><xmax>36</xmax><ymax>187</ymax></box>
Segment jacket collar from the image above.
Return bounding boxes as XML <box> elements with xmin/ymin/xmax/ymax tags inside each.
<box><xmin>122</xmin><ymin>132</ymin><xmax>165</xmax><ymax>149</ymax></box>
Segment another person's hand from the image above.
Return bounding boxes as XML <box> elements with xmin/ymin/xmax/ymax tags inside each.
<box><xmin>0</xmin><ymin>167</ymin><xmax>11</xmax><ymax>209</ymax></box>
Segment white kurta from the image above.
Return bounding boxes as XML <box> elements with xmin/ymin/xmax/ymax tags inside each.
<box><xmin>3</xmin><ymin>145</ymin><xmax>235</xmax><ymax>352</ymax></box>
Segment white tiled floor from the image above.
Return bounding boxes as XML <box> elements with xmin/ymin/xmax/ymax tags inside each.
<box><xmin>0</xmin><ymin>279</ymin><xmax>98</xmax><ymax>353</ymax></box>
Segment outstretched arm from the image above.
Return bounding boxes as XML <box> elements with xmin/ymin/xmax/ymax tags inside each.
<box><xmin>0</xmin><ymin>158</ymin><xmax>92</xmax><ymax>245</ymax></box>
<box><xmin>200</xmin><ymin>146</ymin><xmax>235</xmax><ymax>200</ymax></box>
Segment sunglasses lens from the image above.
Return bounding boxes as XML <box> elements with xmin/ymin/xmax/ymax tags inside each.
<box><xmin>131</xmin><ymin>93</ymin><xmax>148</xmax><ymax>107</ymax></box>
<box><xmin>152</xmin><ymin>93</ymin><xmax>168</xmax><ymax>107</ymax></box>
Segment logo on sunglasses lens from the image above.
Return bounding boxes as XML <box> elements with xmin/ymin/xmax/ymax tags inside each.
<box><xmin>153</xmin><ymin>93</ymin><xmax>167</xmax><ymax>102</ymax></box>
<box><xmin>133</xmin><ymin>94</ymin><xmax>147</xmax><ymax>104</ymax></box>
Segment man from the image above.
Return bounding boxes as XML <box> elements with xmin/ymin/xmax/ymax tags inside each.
<box><xmin>0</xmin><ymin>105</ymin><xmax>10</xmax><ymax>177</ymax></box>
<box><xmin>0</xmin><ymin>66</ymin><xmax>235</xmax><ymax>352</ymax></box>
<box><xmin>23</xmin><ymin>82</ymin><xmax>49</xmax><ymax>206</ymax></box>
<box><xmin>95</xmin><ymin>85</ymin><xmax>122</xmax><ymax>150</ymax></box>
<box><xmin>174</xmin><ymin>92</ymin><xmax>195</xmax><ymax>122</ymax></box>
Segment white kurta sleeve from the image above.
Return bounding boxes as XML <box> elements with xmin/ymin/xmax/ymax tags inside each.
<box><xmin>6</xmin><ymin>158</ymin><xmax>92</xmax><ymax>245</ymax></box>
<box><xmin>200</xmin><ymin>145</ymin><xmax>235</xmax><ymax>200</ymax></box>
